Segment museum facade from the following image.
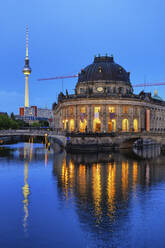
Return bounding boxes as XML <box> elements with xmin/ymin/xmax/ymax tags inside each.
<box><xmin>53</xmin><ymin>55</ymin><xmax>165</xmax><ymax>133</ymax></box>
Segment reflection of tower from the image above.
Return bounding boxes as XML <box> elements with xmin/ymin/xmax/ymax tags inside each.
<box><xmin>22</xmin><ymin>143</ymin><xmax>31</xmax><ymax>233</ymax></box>
<box><xmin>22</xmin><ymin>27</ymin><xmax>32</xmax><ymax>107</ymax></box>
<box><xmin>22</xmin><ymin>161</ymin><xmax>30</xmax><ymax>232</ymax></box>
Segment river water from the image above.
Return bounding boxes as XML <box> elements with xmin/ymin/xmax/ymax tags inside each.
<box><xmin>0</xmin><ymin>142</ymin><xmax>165</xmax><ymax>248</ymax></box>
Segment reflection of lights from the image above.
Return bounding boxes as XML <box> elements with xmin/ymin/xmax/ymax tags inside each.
<box><xmin>24</xmin><ymin>143</ymin><xmax>28</xmax><ymax>159</ymax></box>
<box><xmin>78</xmin><ymin>164</ymin><xmax>86</xmax><ymax>195</ymax></box>
<box><xmin>22</xmin><ymin>161</ymin><xmax>30</xmax><ymax>233</ymax></box>
<box><xmin>45</xmin><ymin>150</ymin><xmax>48</xmax><ymax>168</ymax></box>
<box><xmin>92</xmin><ymin>163</ymin><xmax>102</xmax><ymax>220</ymax></box>
<box><xmin>122</xmin><ymin>161</ymin><xmax>129</xmax><ymax>200</ymax></box>
<box><xmin>30</xmin><ymin>141</ymin><xmax>33</xmax><ymax>162</ymax></box>
<box><xmin>60</xmin><ymin>160</ymin><xmax>75</xmax><ymax>198</ymax></box>
<box><xmin>69</xmin><ymin>161</ymin><xmax>75</xmax><ymax>195</ymax></box>
<box><xmin>61</xmin><ymin>159</ymin><xmax>68</xmax><ymax>200</ymax></box>
<box><xmin>146</xmin><ymin>163</ymin><xmax>150</xmax><ymax>185</ymax></box>
<box><xmin>107</xmin><ymin>162</ymin><xmax>116</xmax><ymax>218</ymax></box>
<box><xmin>133</xmin><ymin>161</ymin><xmax>138</xmax><ymax>195</ymax></box>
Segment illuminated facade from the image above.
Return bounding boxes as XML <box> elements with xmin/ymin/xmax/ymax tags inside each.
<box><xmin>53</xmin><ymin>55</ymin><xmax>165</xmax><ymax>133</ymax></box>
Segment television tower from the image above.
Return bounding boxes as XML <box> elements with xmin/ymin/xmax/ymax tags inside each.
<box><xmin>22</xmin><ymin>27</ymin><xmax>31</xmax><ymax>107</ymax></box>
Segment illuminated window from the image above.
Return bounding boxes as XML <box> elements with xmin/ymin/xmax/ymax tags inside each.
<box><xmin>123</xmin><ymin>106</ymin><xmax>129</xmax><ymax>114</ymax></box>
<box><xmin>109</xmin><ymin>106</ymin><xmax>115</xmax><ymax>113</ymax></box>
<box><xmin>122</xmin><ymin>119</ymin><xmax>129</xmax><ymax>132</ymax></box>
<box><xmin>94</xmin><ymin>107</ymin><xmax>100</xmax><ymax>112</ymax></box>
<box><xmin>79</xmin><ymin>119</ymin><xmax>87</xmax><ymax>132</ymax></box>
<box><xmin>80</xmin><ymin>107</ymin><xmax>86</xmax><ymax>113</ymax></box>
<box><xmin>108</xmin><ymin>119</ymin><xmax>116</xmax><ymax>132</ymax></box>
<box><xmin>79</xmin><ymin>107</ymin><xmax>86</xmax><ymax>132</ymax></box>
<box><xmin>93</xmin><ymin>118</ymin><xmax>101</xmax><ymax>132</ymax></box>
<box><xmin>63</xmin><ymin>120</ymin><xmax>68</xmax><ymax>130</ymax></box>
<box><xmin>70</xmin><ymin>107</ymin><xmax>73</xmax><ymax>115</ymax></box>
<box><xmin>98</xmin><ymin>67</ymin><xmax>102</xmax><ymax>73</ymax></box>
<box><xmin>69</xmin><ymin>119</ymin><xmax>74</xmax><ymax>132</ymax></box>
<box><xmin>133</xmin><ymin>119</ymin><xmax>138</xmax><ymax>132</ymax></box>
<box><xmin>93</xmin><ymin>107</ymin><xmax>101</xmax><ymax>132</ymax></box>
<box><xmin>94</xmin><ymin>107</ymin><xmax>100</xmax><ymax>118</ymax></box>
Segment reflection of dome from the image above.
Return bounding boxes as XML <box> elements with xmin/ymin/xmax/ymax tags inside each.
<box><xmin>78</xmin><ymin>55</ymin><xmax>130</xmax><ymax>83</ymax></box>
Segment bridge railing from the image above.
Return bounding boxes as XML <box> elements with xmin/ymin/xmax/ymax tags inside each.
<box><xmin>0</xmin><ymin>129</ymin><xmax>63</xmax><ymax>137</ymax></box>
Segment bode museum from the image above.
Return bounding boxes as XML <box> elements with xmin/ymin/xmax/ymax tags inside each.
<box><xmin>53</xmin><ymin>55</ymin><xmax>165</xmax><ymax>134</ymax></box>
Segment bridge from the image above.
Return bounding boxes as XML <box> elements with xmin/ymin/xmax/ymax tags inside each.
<box><xmin>1</xmin><ymin>130</ymin><xmax>165</xmax><ymax>151</ymax></box>
<box><xmin>0</xmin><ymin>129</ymin><xmax>67</xmax><ymax>151</ymax></box>
<box><xmin>66</xmin><ymin>132</ymin><xmax>165</xmax><ymax>151</ymax></box>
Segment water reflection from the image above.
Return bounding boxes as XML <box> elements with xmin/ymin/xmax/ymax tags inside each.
<box><xmin>92</xmin><ymin>163</ymin><xmax>102</xmax><ymax>220</ymax></box>
<box><xmin>1</xmin><ymin>144</ymin><xmax>165</xmax><ymax>247</ymax></box>
<box><xmin>107</xmin><ymin>162</ymin><xmax>116</xmax><ymax>218</ymax></box>
<box><xmin>20</xmin><ymin>143</ymin><xmax>53</xmax><ymax>233</ymax></box>
<box><xmin>133</xmin><ymin>145</ymin><xmax>161</xmax><ymax>159</ymax></box>
<box><xmin>22</xmin><ymin>161</ymin><xmax>30</xmax><ymax>233</ymax></box>
<box><xmin>53</xmin><ymin>151</ymin><xmax>165</xmax><ymax>244</ymax></box>
<box><xmin>22</xmin><ymin>143</ymin><xmax>31</xmax><ymax>234</ymax></box>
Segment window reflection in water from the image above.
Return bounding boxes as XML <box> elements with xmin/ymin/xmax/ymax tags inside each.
<box><xmin>52</xmin><ymin>150</ymin><xmax>162</xmax><ymax>235</ymax></box>
<box><xmin>69</xmin><ymin>161</ymin><xmax>75</xmax><ymax>196</ymax></box>
<box><xmin>92</xmin><ymin>164</ymin><xmax>102</xmax><ymax>221</ymax></box>
<box><xmin>78</xmin><ymin>164</ymin><xmax>87</xmax><ymax>196</ymax></box>
<box><xmin>61</xmin><ymin>159</ymin><xmax>69</xmax><ymax>200</ymax></box>
<box><xmin>132</xmin><ymin>161</ymin><xmax>138</xmax><ymax>195</ymax></box>
<box><xmin>107</xmin><ymin>162</ymin><xmax>116</xmax><ymax>218</ymax></box>
<box><xmin>122</xmin><ymin>161</ymin><xmax>129</xmax><ymax>200</ymax></box>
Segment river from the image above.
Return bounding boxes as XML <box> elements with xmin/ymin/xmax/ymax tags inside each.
<box><xmin>0</xmin><ymin>142</ymin><xmax>165</xmax><ymax>248</ymax></box>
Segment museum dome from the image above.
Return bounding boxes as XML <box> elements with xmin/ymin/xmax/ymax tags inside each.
<box><xmin>78</xmin><ymin>55</ymin><xmax>130</xmax><ymax>83</ymax></box>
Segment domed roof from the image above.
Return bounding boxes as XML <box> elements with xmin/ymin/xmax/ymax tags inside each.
<box><xmin>78</xmin><ymin>55</ymin><xmax>130</xmax><ymax>83</ymax></box>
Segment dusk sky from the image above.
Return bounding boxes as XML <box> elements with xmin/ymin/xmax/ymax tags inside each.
<box><xmin>1</xmin><ymin>0</ymin><xmax>165</xmax><ymax>113</ymax></box>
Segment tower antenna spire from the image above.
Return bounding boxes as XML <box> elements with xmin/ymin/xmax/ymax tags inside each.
<box><xmin>26</xmin><ymin>26</ymin><xmax>29</xmax><ymax>58</ymax></box>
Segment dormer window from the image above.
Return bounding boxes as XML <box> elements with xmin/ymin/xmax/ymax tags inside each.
<box><xmin>98</xmin><ymin>67</ymin><xmax>102</xmax><ymax>73</ymax></box>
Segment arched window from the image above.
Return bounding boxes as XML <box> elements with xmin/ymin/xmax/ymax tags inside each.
<box><xmin>79</xmin><ymin>119</ymin><xmax>87</xmax><ymax>132</ymax></box>
<box><xmin>108</xmin><ymin>119</ymin><xmax>116</xmax><ymax>132</ymax></box>
<box><xmin>93</xmin><ymin>107</ymin><xmax>101</xmax><ymax>132</ymax></box>
<box><xmin>93</xmin><ymin>118</ymin><xmax>101</xmax><ymax>132</ymax></box>
<box><xmin>122</xmin><ymin>119</ymin><xmax>129</xmax><ymax>132</ymax></box>
<box><xmin>69</xmin><ymin>119</ymin><xmax>74</xmax><ymax>132</ymax></box>
<box><xmin>133</xmin><ymin>119</ymin><xmax>138</xmax><ymax>132</ymax></box>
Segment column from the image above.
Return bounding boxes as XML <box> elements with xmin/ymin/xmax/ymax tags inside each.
<box><xmin>75</xmin><ymin>105</ymin><xmax>78</xmax><ymax>132</ymax></box>
<box><xmin>102</xmin><ymin>105</ymin><xmax>106</xmax><ymax>132</ymax></box>
<box><xmin>88</xmin><ymin>104</ymin><xmax>92</xmax><ymax>132</ymax></box>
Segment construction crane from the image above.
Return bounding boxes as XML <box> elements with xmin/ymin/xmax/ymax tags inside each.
<box><xmin>37</xmin><ymin>75</ymin><xmax>165</xmax><ymax>88</ymax></box>
<box><xmin>38</xmin><ymin>75</ymin><xmax>78</xmax><ymax>81</ymax></box>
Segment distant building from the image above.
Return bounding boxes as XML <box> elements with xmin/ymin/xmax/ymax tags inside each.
<box><xmin>17</xmin><ymin>106</ymin><xmax>54</xmax><ymax>127</ymax></box>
